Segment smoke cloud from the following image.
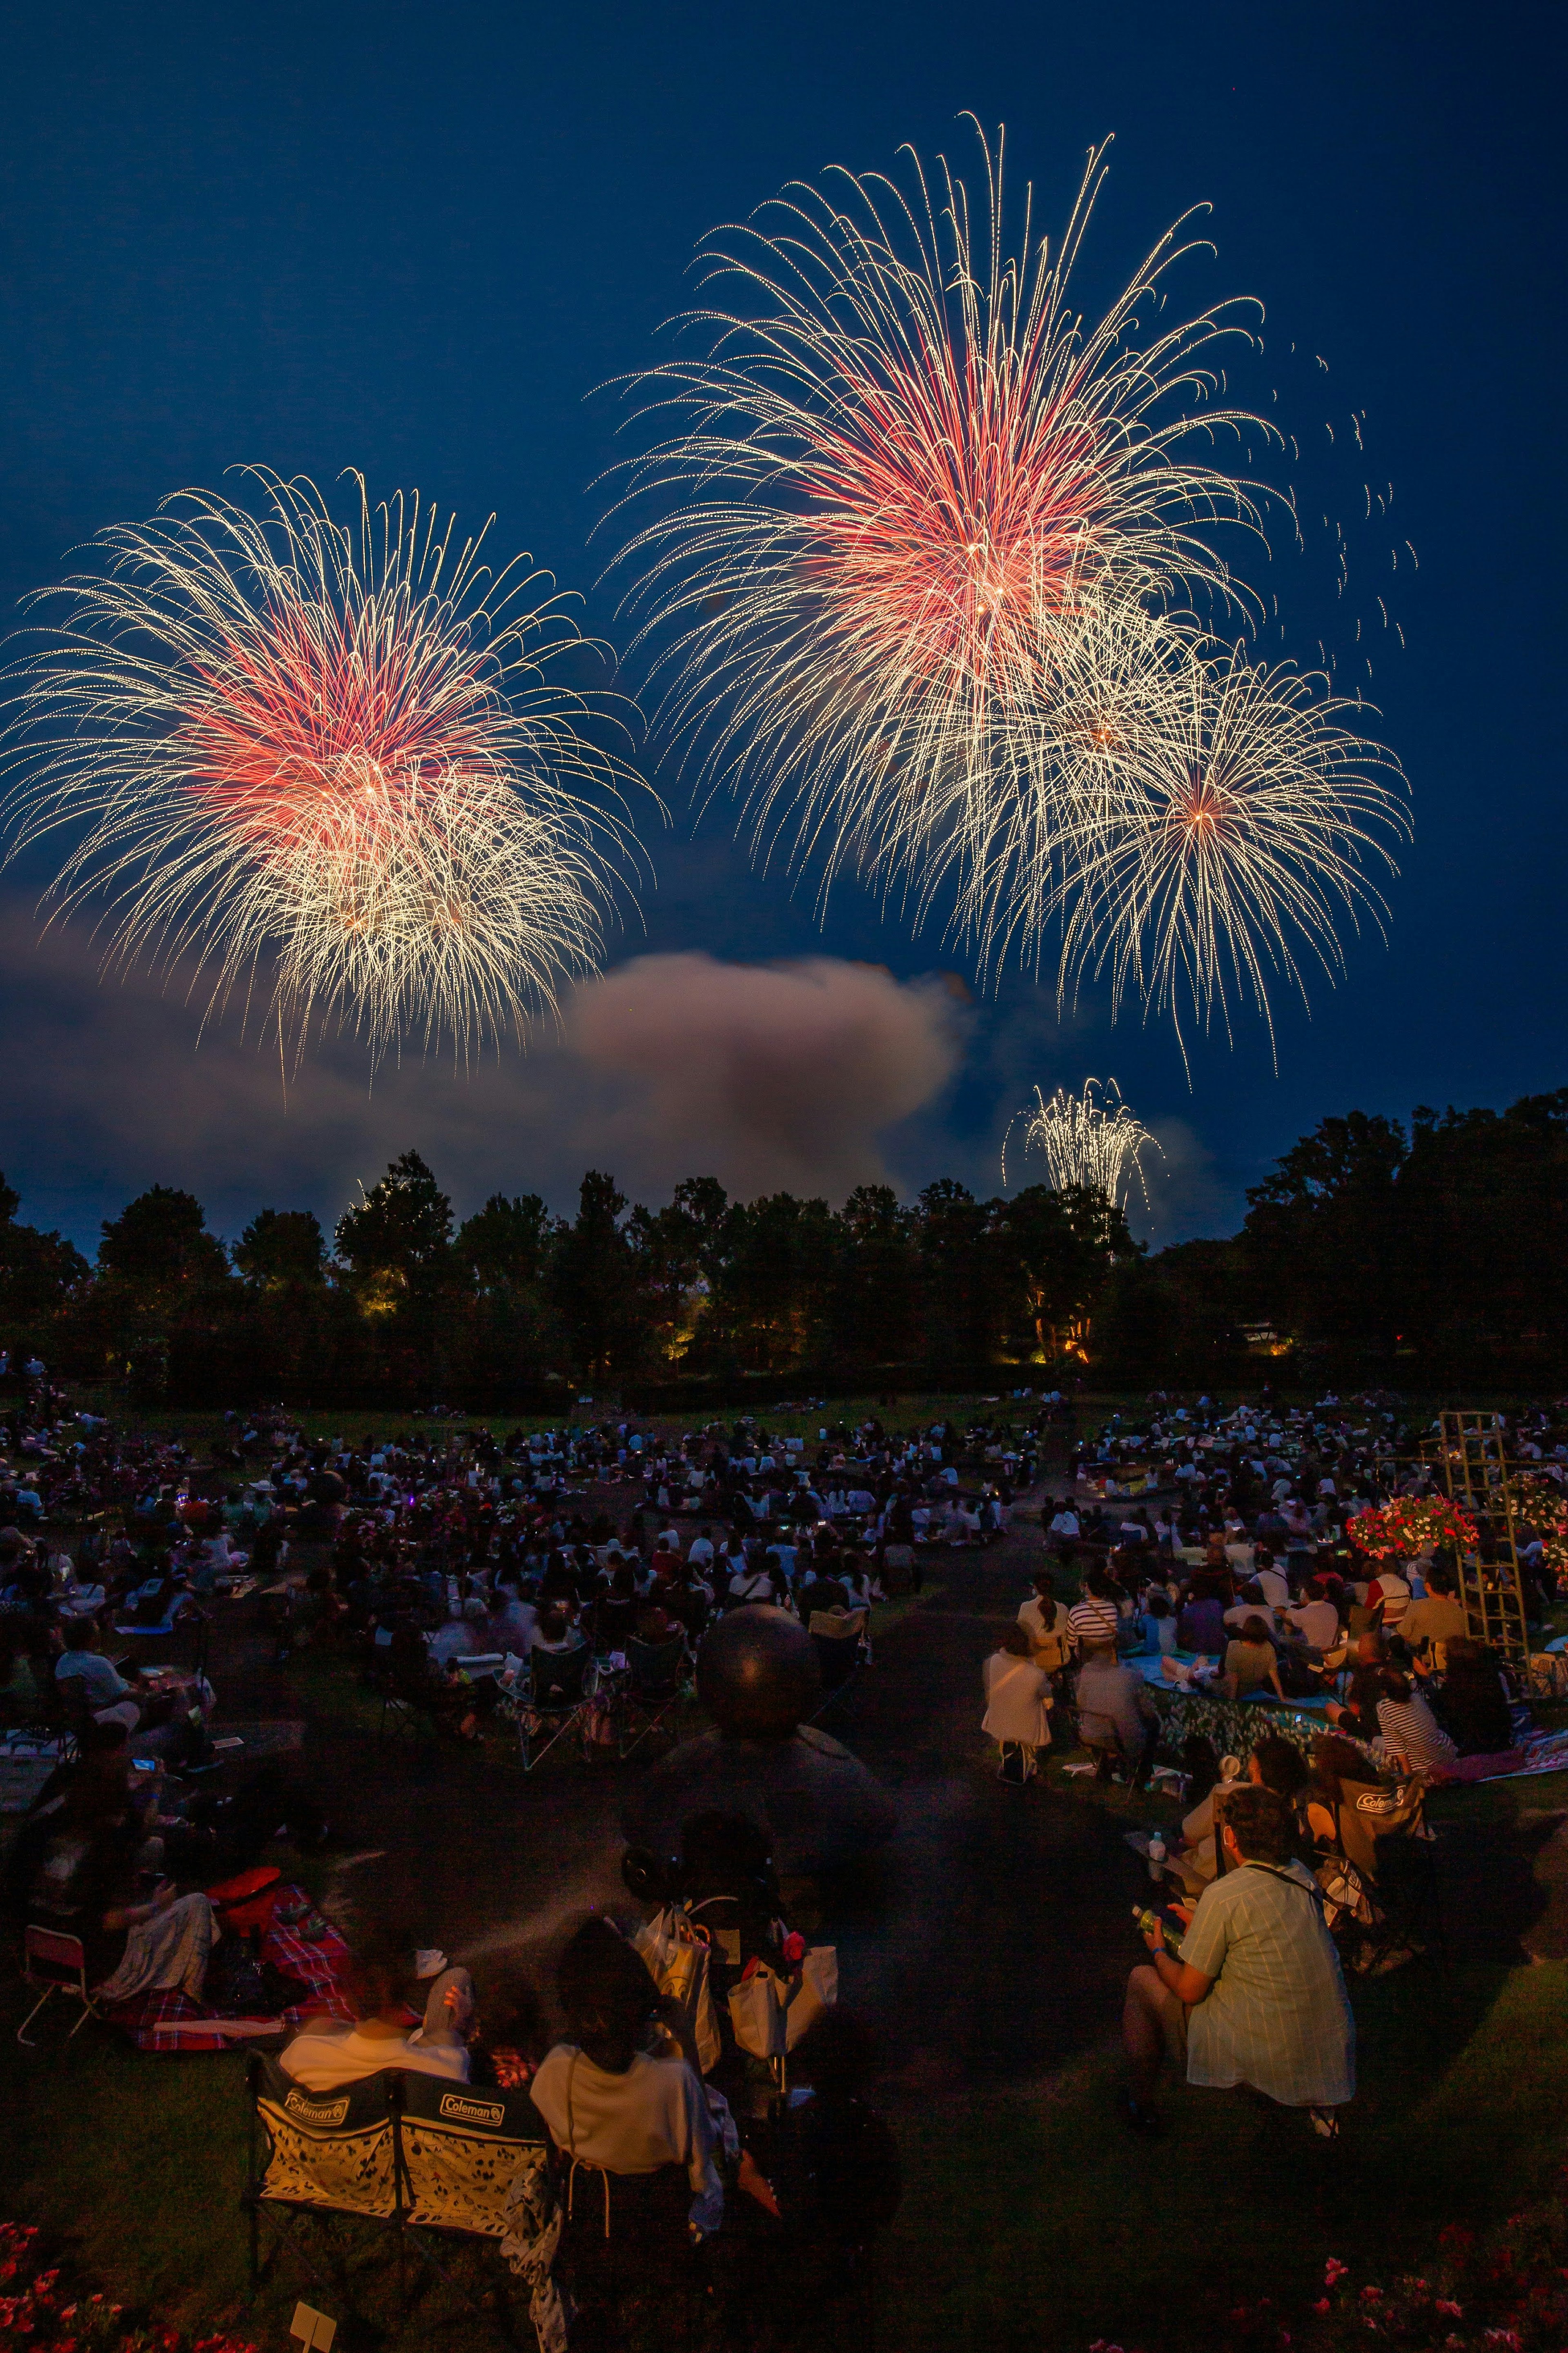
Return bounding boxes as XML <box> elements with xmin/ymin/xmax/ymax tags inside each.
<box><xmin>566</xmin><ymin>951</ymin><xmax>966</xmax><ymax>1202</ymax></box>
<box><xmin>0</xmin><ymin>898</ymin><xmax>966</xmax><ymax>1243</ymax></box>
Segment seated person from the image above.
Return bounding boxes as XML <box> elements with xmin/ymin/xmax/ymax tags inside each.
<box><xmin>1251</xmin><ymin>1547</ymin><xmax>1291</xmax><ymax>1610</ymax></box>
<box><xmin>1123</xmin><ymin>1784</ymin><xmax>1355</xmax><ymax>2135</ymax></box>
<box><xmin>982</xmin><ymin>1624</ymin><xmax>1053</xmax><ymax>1777</ymax></box>
<box><xmin>1283</xmin><ymin>1579</ymin><xmax>1341</xmax><ymax>1658</ymax></box>
<box><xmin>1133</xmin><ymin>1590</ymin><xmax>1178</xmax><ymax>1657</ymax></box>
<box><xmin>1172</xmin><ymin>1731</ymin><xmax>1308</xmax><ymax>1893</ymax></box>
<box><xmin>1221</xmin><ymin>1615</ymin><xmax>1285</xmax><ymax>1702</ymax></box>
<box><xmin>22</xmin><ymin>1746</ymin><xmax>218</xmax><ymax>2004</ymax></box>
<box><xmin>528</xmin><ymin>1601</ymin><xmax>583</xmax><ymax>1656</ymax></box>
<box><xmin>1224</xmin><ymin>1583</ymin><xmax>1281</xmax><ymax>1643</ymax></box>
<box><xmin>530</xmin><ymin>1918</ymin><xmax>722</xmax><ymax>2344</ymax></box>
<box><xmin>1325</xmin><ymin>1632</ymin><xmax>1390</xmax><ymax>1740</ymax></box>
<box><xmin>283</xmin><ymin>1938</ymin><xmax>471</xmax><ymax>2088</ymax></box>
<box><xmin>1371</xmin><ymin>1667</ymin><xmax>1459</xmax><ymax>1775</ymax></box>
<box><xmin>1425</xmin><ymin>1636</ymin><xmax>1513</xmax><ymax>1755</ymax></box>
<box><xmin>1398</xmin><ymin>1565</ymin><xmax>1468</xmax><ymax>1662</ymax></box>
<box><xmin>1074</xmin><ymin>1642</ymin><xmax>1160</xmax><ymax>1786</ymax></box>
<box><xmin>1176</xmin><ymin>1579</ymin><xmax>1227</xmax><ymax>1657</ymax></box>
<box><xmin>56</xmin><ymin>1619</ymin><xmax>141</xmax><ymax>1728</ymax></box>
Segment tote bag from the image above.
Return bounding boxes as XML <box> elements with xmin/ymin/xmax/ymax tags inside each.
<box><xmin>727</xmin><ymin>1948</ymin><xmax>839</xmax><ymax>2061</ymax></box>
<box><xmin>633</xmin><ymin>1907</ymin><xmax>722</xmax><ymax>2074</ymax></box>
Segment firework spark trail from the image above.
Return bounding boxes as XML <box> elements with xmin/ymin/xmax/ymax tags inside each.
<box><xmin>1003</xmin><ymin>1077</ymin><xmax>1161</xmax><ymax>1208</ymax></box>
<box><xmin>0</xmin><ymin>469</ymin><xmax>649</xmax><ymax>1062</ymax></box>
<box><xmin>605</xmin><ymin>123</ymin><xmax>1412</xmax><ymax>1056</ymax></box>
<box><xmin>605</xmin><ymin>124</ymin><xmax>1276</xmax><ymax>921</ymax></box>
<box><xmin>1053</xmin><ymin>640</ymin><xmax>1408</xmax><ymax>1071</ymax></box>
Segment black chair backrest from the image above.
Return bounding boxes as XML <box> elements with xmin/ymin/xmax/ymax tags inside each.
<box><xmin>811</xmin><ymin>1630</ymin><xmax>861</xmax><ymax>1692</ymax></box>
<box><xmin>595</xmin><ymin>1597</ymin><xmax>639</xmax><ymax>1649</ymax></box>
<box><xmin>628</xmin><ymin>1634</ymin><xmax>686</xmax><ymax>1693</ymax></box>
<box><xmin>532</xmin><ymin>1644</ymin><xmax>589</xmax><ymax>1708</ymax></box>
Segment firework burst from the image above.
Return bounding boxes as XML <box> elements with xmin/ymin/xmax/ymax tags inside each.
<box><xmin>0</xmin><ymin>469</ymin><xmax>646</xmax><ymax>1061</ymax></box>
<box><xmin>607</xmin><ymin>121</ymin><xmax>1272</xmax><ymax>915</ymax></box>
<box><xmin>1004</xmin><ymin>1076</ymin><xmax>1161</xmax><ymax>1208</ymax></box>
<box><xmin>1054</xmin><ymin>639</ymin><xmax>1409</xmax><ymax>1068</ymax></box>
<box><xmin>607</xmin><ymin>123</ymin><xmax>1411</xmax><ymax>1057</ymax></box>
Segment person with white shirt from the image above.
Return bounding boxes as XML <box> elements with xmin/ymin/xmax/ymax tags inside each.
<box><xmin>1048</xmin><ymin>1504</ymin><xmax>1080</xmax><ymax>1560</ymax></box>
<box><xmin>1284</xmin><ymin>1587</ymin><xmax>1341</xmax><ymax>1655</ymax></box>
<box><xmin>283</xmin><ymin>1943</ymin><xmax>470</xmax><ymax>2090</ymax></box>
<box><xmin>530</xmin><ymin>1920</ymin><xmax>723</xmax><ymax>2340</ymax></box>
<box><xmin>1251</xmin><ymin>1549</ymin><xmax>1292</xmax><ymax>1610</ymax></box>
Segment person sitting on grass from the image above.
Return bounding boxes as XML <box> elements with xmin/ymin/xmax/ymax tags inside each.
<box><xmin>1221</xmin><ymin>1614</ymin><xmax>1285</xmax><ymax>1702</ymax></box>
<box><xmin>1369</xmin><ymin>1666</ymin><xmax>1459</xmax><ymax>1775</ymax></box>
<box><xmin>1122</xmin><ymin>1783</ymin><xmax>1354</xmax><ymax>2139</ymax></box>
<box><xmin>1171</xmin><ymin>1731</ymin><xmax>1310</xmax><ymax>1894</ymax></box>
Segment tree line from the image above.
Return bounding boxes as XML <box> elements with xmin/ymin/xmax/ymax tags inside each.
<box><xmin>2</xmin><ymin>1084</ymin><xmax>1564</xmax><ymax>1407</ymax></box>
<box><xmin>0</xmin><ymin>1156</ymin><xmax>1130</xmax><ymax>1406</ymax></box>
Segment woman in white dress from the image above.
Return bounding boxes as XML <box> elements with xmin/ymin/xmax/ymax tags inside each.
<box><xmin>982</xmin><ymin>1624</ymin><xmax>1054</xmax><ymax>1782</ymax></box>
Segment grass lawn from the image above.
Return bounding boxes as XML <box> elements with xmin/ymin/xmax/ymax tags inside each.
<box><xmin>5</xmin><ymin>1943</ymin><xmax>1568</xmax><ymax>2353</ymax></box>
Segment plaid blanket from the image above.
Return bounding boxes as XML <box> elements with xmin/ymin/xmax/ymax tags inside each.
<box><xmin>104</xmin><ymin>1884</ymin><xmax>352</xmax><ymax>2053</ymax></box>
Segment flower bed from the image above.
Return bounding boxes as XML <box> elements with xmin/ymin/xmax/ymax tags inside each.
<box><xmin>1087</xmin><ymin>2167</ymin><xmax>1568</xmax><ymax>2353</ymax></box>
<box><xmin>0</xmin><ymin>2225</ymin><xmax>256</xmax><ymax>2353</ymax></box>
<box><xmin>1349</xmin><ymin>1495</ymin><xmax>1479</xmax><ymax>1563</ymax></box>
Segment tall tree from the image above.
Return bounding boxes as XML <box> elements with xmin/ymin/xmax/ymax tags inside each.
<box><xmin>549</xmin><ymin>1172</ymin><xmax>652</xmax><ymax>1383</ymax></box>
<box><xmin>0</xmin><ymin>1173</ymin><xmax>90</xmax><ymax>1342</ymax></box>
<box><xmin>334</xmin><ymin>1151</ymin><xmax>454</xmax><ymax>1309</ymax></box>
<box><xmin>234</xmin><ymin>1209</ymin><xmax>329</xmax><ymax>1293</ymax></box>
<box><xmin>97</xmin><ymin>1186</ymin><xmax>232</xmax><ymax>1320</ymax></box>
<box><xmin>1243</xmin><ymin>1112</ymin><xmax>1409</xmax><ymax>1354</ymax></box>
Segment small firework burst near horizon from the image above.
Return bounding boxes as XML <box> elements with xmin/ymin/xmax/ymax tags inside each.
<box><xmin>606</xmin><ymin>120</ymin><xmax>1411</xmax><ymax>1063</ymax></box>
<box><xmin>0</xmin><ymin>468</ymin><xmax>651</xmax><ymax>1065</ymax></box>
<box><xmin>1004</xmin><ymin>1077</ymin><xmax>1161</xmax><ymax>1210</ymax></box>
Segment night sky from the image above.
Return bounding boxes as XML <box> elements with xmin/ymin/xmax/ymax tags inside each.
<box><xmin>1</xmin><ymin>0</ymin><xmax>1561</xmax><ymax>1256</ymax></box>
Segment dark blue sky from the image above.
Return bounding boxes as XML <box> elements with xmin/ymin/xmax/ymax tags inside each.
<box><xmin>1</xmin><ymin>0</ymin><xmax>1562</xmax><ymax>1255</ymax></box>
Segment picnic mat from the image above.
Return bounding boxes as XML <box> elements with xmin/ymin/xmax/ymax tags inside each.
<box><xmin>104</xmin><ymin>1878</ymin><xmax>352</xmax><ymax>2054</ymax></box>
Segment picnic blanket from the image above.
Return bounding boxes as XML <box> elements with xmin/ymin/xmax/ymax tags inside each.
<box><xmin>103</xmin><ymin>1878</ymin><xmax>352</xmax><ymax>2054</ymax></box>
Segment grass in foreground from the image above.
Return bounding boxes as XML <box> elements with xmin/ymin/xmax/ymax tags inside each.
<box><xmin>4</xmin><ymin>1945</ymin><xmax>1566</xmax><ymax>2353</ymax></box>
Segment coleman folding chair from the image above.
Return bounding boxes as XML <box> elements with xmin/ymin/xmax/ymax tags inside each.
<box><xmin>17</xmin><ymin>1925</ymin><xmax>101</xmax><ymax>2045</ymax></box>
<box><xmin>244</xmin><ymin>2056</ymin><xmax>555</xmax><ymax>2343</ymax></box>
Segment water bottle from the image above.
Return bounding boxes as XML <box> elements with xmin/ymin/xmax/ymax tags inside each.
<box><xmin>1147</xmin><ymin>1831</ymin><xmax>1167</xmax><ymax>1882</ymax></box>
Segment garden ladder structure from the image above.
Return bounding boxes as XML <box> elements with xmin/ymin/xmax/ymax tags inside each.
<box><xmin>1436</xmin><ymin>1411</ymin><xmax>1530</xmax><ymax>1659</ymax></box>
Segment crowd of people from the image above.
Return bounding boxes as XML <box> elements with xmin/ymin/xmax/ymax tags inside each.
<box><xmin>7</xmin><ymin>1364</ymin><xmax>1568</xmax><ymax>2313</ymax></box>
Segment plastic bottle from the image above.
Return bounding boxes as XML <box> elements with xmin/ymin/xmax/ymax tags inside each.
<box><xmin>1147</xmin><ymin>1831</ymin><xmax>1167</xmax><ymax>1881</ymax></box>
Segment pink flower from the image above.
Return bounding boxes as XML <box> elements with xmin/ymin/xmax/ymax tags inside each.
<box><xmin>1325</xmin><ymin>2259</ymin><xmax>1350</xmax><ymax>2286</ymax></box>
<box><xmin>1312</xmin><ymin>2300</ymin><xmax>1331</xmax><ymax>2316</ymax></box>
<box><xmin>1361</xmin><ymin>2286</ymin><xmax>1383</xmax><ymax>2302</ymax></box>
<box><xmin>1435</xmin><ymin>2302</ymin><xmax>1463</xmax><ymax>2318</ymax></box>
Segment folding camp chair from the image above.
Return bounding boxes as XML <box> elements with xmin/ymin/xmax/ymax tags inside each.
<box><xmin>1323</xmin><ymin>1775</ymin><xmax>1444</xmax><ymax>1974</ymax></box>
<box><xmin>616</xmin><ymin>1634</ymin><xmax>689</xmax><ymax>1758</ymax></box>
<box><xmin>17</xmin><ymin>1925</ymin><xmax>100</xmax><ymax>2045</ymax></box>
<box><xmin>809</xmin><ymin>1609</ymin><xmax>867</xmax><ymax>1723</ymax></box>
<box><xmin>245</xmin><ymin>2052</ymin><xmax>402</xmax><ymax>2311</ymax></box>
<box><xmin>243</xmin><ymin>2055</ymin><xmax>557</xmax><ymax>2342</ymax></box>
<box><xmin>513</xmin><ymin>1645</ymin><xmax>591</xmax><ymax>1772</ymax></box>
